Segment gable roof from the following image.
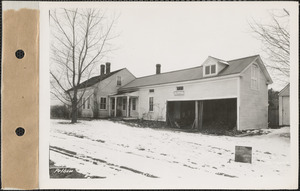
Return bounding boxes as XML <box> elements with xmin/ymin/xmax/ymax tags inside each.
<box><xmin>120</xmin><ymin>55</ymin><xmax>266</xmax><ymax>90</ymax></box>
<box><xmin>66</xmin><ymin>68</ymin><xmax>124</xmax><ymax>92</ymax></box>
<box><xmin>278</xmin><ymin>83</ymin><xmax>290</xmax><ymax>96</ymax></box>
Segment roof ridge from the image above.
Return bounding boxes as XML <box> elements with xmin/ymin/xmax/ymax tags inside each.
<box><xmin>134</xmin><ymin>65</ymin><xmax>203</xmax><ymax>80</ymax></box>
<box><xmin>66</xmin><ymin>68</ymin><xmax>125</xmax><ymax>92</ymax></box>
<box><xmin>90</xmin><ymin>68</ymin><xmax>125</xmax><ymax>78</ymax></box>
<box><xmin>209</xmin><ymin>56</ymin><xmax>226</xmax><ymax>61</ymax></box>
<box><xmin>227</xmin><ymin>54</ymin><xmax>260</xmax><ymax>62</ymax></box>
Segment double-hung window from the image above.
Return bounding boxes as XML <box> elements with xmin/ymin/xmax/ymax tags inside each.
<box><xmin>132</xmin><ymin>98</ymin><xmax>136</xmax><ymax>111</ymax></box>
<box><xmin>251</xmin><ymin>64</ymin><xmax>259</xmax><ymax>90</ymax></box>
<box><xmin>117</xmin><ymin>76</ymin><xmax>122</xmax><ymax>86</ymax></box>
<box><xmin>100</xmin><ymin>97</ymin><xmax>107</xmax><ymax>110</ymax></box>
<box><xmin>149</xmin><ymin>97</ymin><xmax>154</xmax><ymax>112</ymax></box>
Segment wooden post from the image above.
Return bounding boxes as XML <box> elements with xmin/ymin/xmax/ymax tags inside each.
<box><xmin>195</xmin><ymin>101</ymin><xmax>199</xmax><ymax>129</ymax></box>
<box><xmin>126</xmin><ymin>96</ymin><xmax>130</xmax><ymax>117</ymax></box>
<box><xmin>199</xmin><ymin>100</ymin><xmax>204</xmax><ymax>130</ymax></box>
<box><xmin>114</xmin><ymin>97</ymin><xmax>117</xmax><ymax>117</ymax></box>
<box><xmin>108</xmin><ymin>97</ymin><xmax>111</xmax><ymax>117</ymax></box>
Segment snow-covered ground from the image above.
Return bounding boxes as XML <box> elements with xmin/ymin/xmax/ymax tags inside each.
<box><xmin>50</xmin><ymin>119</ymin><xmax>290</xmax><ymax>180</ymax></box>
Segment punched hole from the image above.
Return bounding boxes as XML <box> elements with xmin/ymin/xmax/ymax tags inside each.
<box><xmin>15</xmin><ymin>50</ymin><xmax>25</xmax><ymax>59</ymax></box>
<box><xmin>15</xmin><ymin>127</ymin><xmax>25</xmax><ymax>136</ymax></box>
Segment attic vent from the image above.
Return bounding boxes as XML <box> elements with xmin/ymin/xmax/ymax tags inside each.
<box><xmin>177</xmin><ymin>86</ymin><xmax>184</xmax><ymax>90</ymax></box>
<box><xmin>149</xmin><ymin>89</ymin><xmax>154</xmax><ymax>93</ymax></box>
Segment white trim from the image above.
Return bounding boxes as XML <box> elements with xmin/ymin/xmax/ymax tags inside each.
<box><xmin>279</xmin><ymin>96</ymin><xmax>283</xmax><ymax>126</ymax></box>
<box><xmin>166</xmin><ymin>95</ymin><xmax>237</xmax><ymax>102</ymax></box>
<box><xmin>241</xmin><ymin>56</ymin><xmax>272</xmax><ymax>84</ymax></box>
<box><xmin>237</xmin><ymin>76</ymin><xmax>241</xmax><ymax>131</ymax></box>
<box><xmin>138</xmin><ymin>74</ymin><xmax>240</xmax><ymax>90</ymax></box>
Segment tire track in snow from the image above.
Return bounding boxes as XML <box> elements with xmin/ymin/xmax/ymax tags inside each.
<box><xmin>50</xmin><ymin>146</ymin><xmax>159</xmax><ymax>178</ymax></box>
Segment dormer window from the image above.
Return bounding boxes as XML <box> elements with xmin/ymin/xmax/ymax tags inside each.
<box><xmin>211</xmin><ymin>65</ymin><xmax>216</xmax><ymax>74</ymax></box>
<box><xmin>205</xmin><ymin>65</ymin><xmax>217</xmax><ymax>75</ymax></box>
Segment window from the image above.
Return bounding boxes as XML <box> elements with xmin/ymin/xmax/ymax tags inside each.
<box><xmin>117</xmin><ymin>76</ymin><xmax>121</xmax><ymax>86</ymax></box>
<box><xmin>205</xmin><ymin>66</ymin><xmax>210</xmax><ymax>75</ymax></box>
<box><xmin>211</xmin><ymin>65</ymin><xmax>216</xmax><ymax>74</ymax></box>
<box><xmin>82</xmin><ymin>98</ymin><xmax>85</xmax><ymax>109</ymax></box>
<box><xmin>87</xmin><ymin>97</ymin><xmax>91</xmax><ymax>109</ymax></box>
<box><xmin>177</xmin><ymin>86</ymin><xmax>184</xmax><ymax>90</ymax></box>
<box><xmin>132</xmin><ymin>98</ymin><xmax>136</xmax><ymax>111</ymax></box>
<box><xmin>149</xmin><ymin>97</ymin><xmax>154</xmax><ymax>111</ymax></box>
<box><xmin>122</xmin><ymin>98</ymin><xmax>126</xmax><ymax>110</ymax></box>
<box><xmin>100</xmin><ymin>97</ymin><xmax>107</xmax><ymax>110</ymax></box>
<box><xmin>149</xmin><ymin>89</ymin><xmax>154</xmax><ymax>93</ymax></box>
<box><xmin>204</xmin><ymin>65</ymin><xmax>216</xmax><ymax>75</ymax></box>
<box><xmin>251</xmin><ymin>64</ymin><xmax>259</xmax><ymax>90</ymax></box>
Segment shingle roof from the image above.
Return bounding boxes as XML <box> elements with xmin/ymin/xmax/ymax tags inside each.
<box><xmin>66</xmin><ymin>68</ymin><xmax>124</xmax><ymax>92</ymax></box>
<box><xmin>120</xmin><ymin>55</ymin><xmax>260</xmax><ymax>90</ymax></box>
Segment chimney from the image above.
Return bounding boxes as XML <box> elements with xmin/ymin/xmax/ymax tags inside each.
<box><xmin>100</xmin><ymin>64</ymin><xmax>105</xmax><ymax>75</ymax></box>
<box><xmin>156</xmin><ymin>64</ymin><xmax>161</xmax><ymax>74</ymax></box>
<box><xmin>106</xmin><ymin>62</ymin><xmax>111</xmax><ymax>74</ymax></box>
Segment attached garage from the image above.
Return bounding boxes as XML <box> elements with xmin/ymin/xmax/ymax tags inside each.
<box><xmin>166</xmin><ymin>98</ymin><xmax>237</xmax><ymax>130</ymax></box>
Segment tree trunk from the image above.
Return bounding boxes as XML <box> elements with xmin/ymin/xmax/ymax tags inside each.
<box><xmin>93</xmin><ymin>91</ymin><xmax>99</xmax><ymax>119</ymax></box>
<box><xmin>71</xmin><ymin>90</ymin><xmax>78</xmax><ymax>123</ymax></box>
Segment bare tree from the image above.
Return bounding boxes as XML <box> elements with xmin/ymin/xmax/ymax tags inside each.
<box><xmin>50</xmin><ymin>8</ymin><xmax>116</xmax><ymax>123</ymax></box>
<box><xmin>249</xmin><ymin>9</ymin><xmax>290</xmax><ymax>83</ymax></box>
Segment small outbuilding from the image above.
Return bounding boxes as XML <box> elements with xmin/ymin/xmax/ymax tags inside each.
<box><xmin>278</xmin><ymin>84</ymin><xmax>290</xmax><ymax>126</ymax></box>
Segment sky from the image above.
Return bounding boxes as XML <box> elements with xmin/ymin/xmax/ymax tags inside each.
<box><xmin>94</xmin><ymin>2</ymin><xmax>292</xmax><ymax>91</ymax></box>
<box><xmin>47</xmin><ymin>1</ymin><xmax>296</xmax><ymax>107</ymax></box>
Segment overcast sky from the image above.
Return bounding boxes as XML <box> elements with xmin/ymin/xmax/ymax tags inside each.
<box><xmin>48</xmin><ymin>2</ymin><xmax>295</xmax><ymax>98</ymax></box>
<box><xmin>89</xmin><ymin>2</ymin><xmax>292</xmax><ymax>91</ymax></box>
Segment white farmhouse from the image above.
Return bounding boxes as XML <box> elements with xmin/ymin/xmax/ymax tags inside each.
<box><xmin>74</xmin><ymin>55</ymin><xmax>272</xmax><ymax>131</ymax></box>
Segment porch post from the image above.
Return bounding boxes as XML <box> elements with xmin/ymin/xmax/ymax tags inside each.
<box><xmin>126</xmin><ymin>96</ymin><xmax>130</xmax><ymax>117</ymax></box>
<box><xmin>195</xmin><ymin>101</ymin><xmax>199</xmax><ymax>129</ymax></box>
<box><xmin>199</xmin><ymin>100</ymin><xmax>204</xmax><ymax>130</ymax></box>
<box><xmin>114</xmin><ymin>97</ymin><xmax>117</xmax><ymax>117</ymax></box>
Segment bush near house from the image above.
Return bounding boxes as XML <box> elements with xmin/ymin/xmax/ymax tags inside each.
<box><xmin>268</xmin><ymin>88</ymin><xmax>279</xmax><ymax>128</ymax></box>
<box><xmin>51</xmin><ymin>105</ymin><xmax>70</xmax><ymax>119</ymax></box>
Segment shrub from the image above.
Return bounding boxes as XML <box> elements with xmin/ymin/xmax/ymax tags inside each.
<box><xmin>51</xmin><ymin>105</ymin><xmax>70</xmax><ymax>119</ymax></box>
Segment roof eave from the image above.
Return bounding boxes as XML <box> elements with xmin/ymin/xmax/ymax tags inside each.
<box><xmin>120</xmin><ymin>73</ymin><xmax>241</xmax><ymax>90</ymax></box>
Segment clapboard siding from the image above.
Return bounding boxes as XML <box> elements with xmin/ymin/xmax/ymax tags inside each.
<box><xmin>137</xmin><ymin>77</ymin><xmax>238</xmax><ymax>121</ymax></box>
<box><xmin>239</xmin><ymin>63</ymin><xmax>268</xmax><ymax>130</ymax></box>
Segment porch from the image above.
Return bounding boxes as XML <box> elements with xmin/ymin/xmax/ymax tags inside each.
<box><xmin>108</xmin><ymin>91</ymin><xmax>139</xmax><ymax>118</ymax></box>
